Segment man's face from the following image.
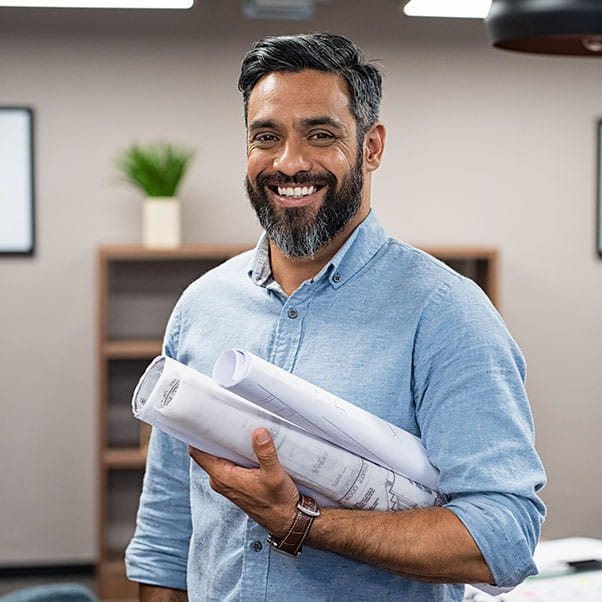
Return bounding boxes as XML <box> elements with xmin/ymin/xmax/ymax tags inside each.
<box><xmin>245</xmin><ymin>70</ymin><xmax>368</xmax><ymax>258</ymax></box>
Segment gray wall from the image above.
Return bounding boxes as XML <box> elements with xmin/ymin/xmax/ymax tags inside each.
<box><xmin>0</xmin><ymin>0</ymin><xmax>600</xmax><ymax>565</ymax></box>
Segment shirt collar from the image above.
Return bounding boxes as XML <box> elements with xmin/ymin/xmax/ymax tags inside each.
<box><xmin>247</xmin><ymin>211</ymin><xmax>387</xmax><ymax>289</ymax></box>
<box><xmin>248</xmin><ymin>232</ymin><xmax>273</xmax><ymax>287</ymax></box>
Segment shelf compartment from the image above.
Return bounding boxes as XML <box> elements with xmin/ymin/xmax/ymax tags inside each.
<box><xmin>105</xmin><ymin>359</ymin><xmax>150</xmax><ymax>448</ymax></box>
<box><xmin>104</xmin><ymin>468</ymin><xmax>144</xmax><ymax>559</ymax></box>
<box><xmin>104</xmin><ymin>256</ymin><xmax>237</xmax><ymax>341</ymax></box>
<box><xmin>421</xmin><ymin>246</ymin><xmax>498</xmax><ymax>307</ymax></box>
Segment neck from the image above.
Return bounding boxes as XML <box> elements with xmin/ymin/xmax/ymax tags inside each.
<box><xmin>269</xmin><ymin>209</ymin><xmax>369</xmax><ymax>296</ymax></box>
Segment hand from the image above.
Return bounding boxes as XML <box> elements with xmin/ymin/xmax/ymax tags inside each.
<box><xmin>189</xmin><ymin>427</ymin><xmax>300</xmax><ymax>537</ymax></box>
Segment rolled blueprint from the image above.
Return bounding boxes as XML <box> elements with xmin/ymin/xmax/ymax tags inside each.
<box><xmin>134</xmin><ymin>355</ymin><xmax>505</xmax><ymax>597</ymax></box>
<box><xmin>132</xmin><ymin>355</ymin><xmax>445</xmax><ymax>512</ymax></box>
<box><xmin>133</xmin><ymin>357</ymin><xmax>252</xmax><ymax>468</ymax></box>
<box><xmin>213</xmin><ymin>348</ymin><xmax>440</xmax><ymax>490</ymax></box>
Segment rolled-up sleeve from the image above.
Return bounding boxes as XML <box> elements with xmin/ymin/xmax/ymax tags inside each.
<box><xmin>125</xmin><ymin>304</ymin><xmax>192</xmax><ymax>590</ymax></box>
<box><xmin>412</xmin><ymin>278</ymin><xmax>546</xmax><ymax>587</ymax></box>
<box><xmin>125</xmin><ymin>429</ymin><xmax>192</xmax><ymax>589</ymax></box>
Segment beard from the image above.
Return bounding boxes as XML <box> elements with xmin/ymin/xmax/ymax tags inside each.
<box><xmin>245</xmin><ymin>156</ymin><xmax>364</xmax><ymax>259</ymax></box>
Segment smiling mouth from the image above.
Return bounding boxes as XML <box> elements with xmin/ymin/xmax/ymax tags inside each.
<box><xmin>268</xmin><ymin>184</ymin><xmax>326</xmax><ymax>199</ymax></box>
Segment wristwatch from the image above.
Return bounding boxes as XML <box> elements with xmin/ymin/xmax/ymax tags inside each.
<box><xmin>267</xmin><ymin>495</ymin><xmax>320</xmax><ymax>557</ymax></box>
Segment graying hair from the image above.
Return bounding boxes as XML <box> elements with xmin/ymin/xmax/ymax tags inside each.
<box><xmin>238</xmin><ymin>33</ymin><xmax>382</xmax><ymax>141</ymax></box>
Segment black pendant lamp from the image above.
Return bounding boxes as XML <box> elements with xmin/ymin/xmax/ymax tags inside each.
<box><xmin>486</xmin><ymin>0</ymin><xmax>602</xmax><ymax>56</ymax></box>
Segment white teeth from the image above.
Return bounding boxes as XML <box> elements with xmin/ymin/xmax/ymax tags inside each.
<box><xmin>277</xmin><ymin>185</ymin><xmax>316</xmax><ymax>198</ymax></box>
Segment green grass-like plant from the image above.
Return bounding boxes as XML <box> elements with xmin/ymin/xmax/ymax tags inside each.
<box><xmin>115</xmin><ymin>142</ymin><xmax>195</xmax><ymax>197</ymax></box>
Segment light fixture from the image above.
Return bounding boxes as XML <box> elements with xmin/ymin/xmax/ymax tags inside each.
<box><xmin>402</xmin><ymin>0</ymin><xmax>491</xmax><ymax>19</ymax></box>
<box><xmin>486</xmin><ymin>0</ymin><xmax>602</xmax><ymax>56</ymax></box>
<box><xmin>243</xmin><ymin>0</ymin><xmax>327</xmax><ymax>20</ymax></box>
<box><xmin>0</xmin><ymin>0</ymin><xmax>193</xmax><ymax>7</ymax></box>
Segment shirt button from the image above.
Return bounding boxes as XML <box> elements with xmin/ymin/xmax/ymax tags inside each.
<box><xmin>287</xmin><ymin>308</ymin><xmax>298</xmax><ymax>319</ymax></box>
<box><xmin>251</xmin><ymin>540</ymin><xmax>263</xmax><ymax>552</ymax></box>
<box><xmin>333</xmin><ymin>273</ymin><xmax>341</xmax><ymax>283</ymax></box>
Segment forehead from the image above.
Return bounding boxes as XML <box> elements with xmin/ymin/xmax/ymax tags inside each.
<box><xmin>247</xmin><ymin>69</ymin><xmax>354</xmax><ymax>126</ymax></box>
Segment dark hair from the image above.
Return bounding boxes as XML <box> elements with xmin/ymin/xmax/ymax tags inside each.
<box><xmin>238</xmin><ymin>33</ymin><xmax>382</xmax><ymax>140</ymax></box>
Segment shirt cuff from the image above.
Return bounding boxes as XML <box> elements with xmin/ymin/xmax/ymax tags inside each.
<box><xmin>445</xmin><ymin>492</ymin><xmax>542</xmax><ymax>587</ymax></box>
<box><xmin>125</xmin><ymin>537</ymin><xmax>188</xmax><ymax>592</ymax></box>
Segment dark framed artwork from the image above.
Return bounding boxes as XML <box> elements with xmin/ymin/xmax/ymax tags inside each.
<box><xmin>598</xmin><ymin>119</ymin><xmax>602</xmax><ymax>258</ymax></box>
<box><xmin>0</xmin><ymin>107</ymin><xmax>35</xmax><ymax>255</ymax></box>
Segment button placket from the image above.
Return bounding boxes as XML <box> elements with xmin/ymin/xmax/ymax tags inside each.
<box><xmin>242</xmin><ymin>518</ymin><xmax>270</xmax><ymax>602</ymax></box>
<box><xmin>270</xmin><ymin>285</ymin><xmax>315</xmax><ymax>370</ymax></box>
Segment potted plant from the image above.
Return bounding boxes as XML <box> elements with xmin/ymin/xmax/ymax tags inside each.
<box><xmin>115</xmin><ymin>141</ymin><xmax>195</xmax><ymax>248</ymax></box>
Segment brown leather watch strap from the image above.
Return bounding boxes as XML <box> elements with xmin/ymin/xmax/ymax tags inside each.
<box><xmin>267</xmin><ymin>495</ymin><xmax>320</xmax><ymax>557</ymax></box>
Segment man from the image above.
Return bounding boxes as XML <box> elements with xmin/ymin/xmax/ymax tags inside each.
<box><xmin>126</xmin><ymin>33</ymin><xmax>546</xmax><ymax>602</ymax></box>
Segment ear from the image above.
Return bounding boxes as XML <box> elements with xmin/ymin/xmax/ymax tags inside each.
<box><xmin>363</xmin><ymin>122</ymin><xmax>386</xmax><ymax>172</ymax></box>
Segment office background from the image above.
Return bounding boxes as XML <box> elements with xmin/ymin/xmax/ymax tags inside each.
<box><xmin>0</xmin><ymin>0</ymin><xmax>600</xmax><ymax>567</ymax></box>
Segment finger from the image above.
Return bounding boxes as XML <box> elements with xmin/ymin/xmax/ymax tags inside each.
<box><xmin>189</xmin><ymin>446</ymin><xmax>233</xmax><ymax>471</ymax></box>
<box><xmin>252</xmin><ymin>428</ymin><xmax>282</xmax><ymax>473</ymax></box>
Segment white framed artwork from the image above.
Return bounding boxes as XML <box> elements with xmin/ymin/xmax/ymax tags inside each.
<box><xmin>0</xmin><ymin>107</ymin><xmax>34</xmax><ymax>255</ymax></box>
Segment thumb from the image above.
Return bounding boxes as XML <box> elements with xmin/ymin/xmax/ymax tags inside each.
<box><xmin>252</xmin><ymin>427</ymin><xmax>281</xmax><ymax>472</ymax></box>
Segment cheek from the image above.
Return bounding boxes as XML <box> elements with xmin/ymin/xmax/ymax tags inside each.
<box><xmin>328</xmin><ymin>158</ymin><xmax>355</xmax><ymax>183</ymax></box>
<box><xmin>325</xmin><ymin>145</ymin><xmax>356</xmax><ymax>171</ymax></box>
<box><xmin>247</xmin><ymin>151</ymin><xmax>270</xmax><ymax>178</ymax></box>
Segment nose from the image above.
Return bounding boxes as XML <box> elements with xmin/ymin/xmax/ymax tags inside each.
<box><xmin>272</xmin><ymin>137</ymin><xmax>312</xmax><ymax>176</ymax></box>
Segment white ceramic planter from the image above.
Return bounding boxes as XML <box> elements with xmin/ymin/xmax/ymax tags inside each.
<box><xmin>142</xmin><ymin>197</ymin><xmax>181</xmax><ymax>248</ymax></box>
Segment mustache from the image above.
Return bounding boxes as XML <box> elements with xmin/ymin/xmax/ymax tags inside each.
<box><xmin>254</xmin><ymin>170</ymin><xmax>337</xmax><ymax>189</ymax></box>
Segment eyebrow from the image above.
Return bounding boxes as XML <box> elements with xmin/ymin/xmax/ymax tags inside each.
<box><xmin>248</xmin><ymin>116</ymin><xmax>346</xmax><ymax>132</ymax></box>
<box><xmin>248</xmin><ymin>119</ymin><xmax>277</xmax><ymax>132</ymax></box>
<box><xmin>301</xmin><ymin>116</ymin><xmax>345</xmax><ymax>130</ymax></box>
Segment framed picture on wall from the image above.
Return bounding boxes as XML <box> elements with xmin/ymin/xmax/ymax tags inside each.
<box><xmin>598</xmin><ymin>119</ymin><xmax>602</xmax><ymax>258</ymax></box>
<box><xmin>0</xmin><ymin>107</ymin><xmax>35</xmax><ymax>255</ymax></box>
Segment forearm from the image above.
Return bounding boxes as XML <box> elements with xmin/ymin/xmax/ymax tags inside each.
<box><xmin>190</xmin><ymin>432</ymin><xmax>496</xmax><ymax>585</ymax></box>
<box><xmin>139</xmin><ymin>583</ymin><xmax>188</xmax><ymax>601</ymax></box>
<box><xmin>306</xmin><ymin>505</ymin><xmax>494</xmax><ymax>584</ymax></box>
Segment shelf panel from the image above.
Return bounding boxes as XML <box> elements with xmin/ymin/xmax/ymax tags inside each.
<box><xmin>419</xmin><ymin>245</ymin><xmax>497</xmax><ymax>260</ymax></box>
<box><xmin>99</xmin><ymin>243</ymin><xmax>251</xmax><ymax>261</ymax></box>
<box><xmin>103</xmin><ymin>448</ymin><xmax>147</xmax><ymax>469</ymax></box>
<box><xmin>103</xmin><ymin>340</ymin><xmax>162</xmax><ymax>359</ymax></box>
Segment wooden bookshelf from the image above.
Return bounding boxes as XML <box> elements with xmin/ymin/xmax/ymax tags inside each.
<box><xmin>96</xmin><ymin>244</ymin><xmax>249</xmax><ymax>600</ymax></box>
<box><xmin>95</xmin><ymin>242</ymin><xmax>498</xmax><ymax>600</ymax></box>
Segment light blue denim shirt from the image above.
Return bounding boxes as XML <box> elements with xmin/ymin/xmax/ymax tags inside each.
<box><xmin>126</xmin><ymin>212</ymin><xmax>546</xmax><ymax>602</ymax></box>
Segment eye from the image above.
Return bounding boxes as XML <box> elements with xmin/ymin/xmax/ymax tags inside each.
<box><xmin>251</xmin><ymin>133</ymin><xmax>279</xmax><ymax>147</ymax></box>
<box><xmin>308</xmin><ymin>131</ymin><xmax>336</xmax><ymax>146</ymax></box>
